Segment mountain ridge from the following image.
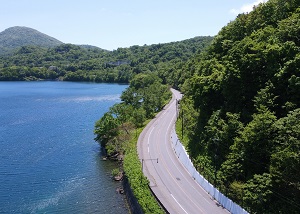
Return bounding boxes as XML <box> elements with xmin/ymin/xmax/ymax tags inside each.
<box><xmin>0</xmin><ymin>26</ymin><xmax>207</xmax><ymax>55</ymax></box>
<box><xmin>0</xmin><ymin>26</ymin><xmax>63</xmax><ymax>55</ymax></box>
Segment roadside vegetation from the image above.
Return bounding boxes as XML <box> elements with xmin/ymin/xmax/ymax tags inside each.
<box><xmin>94</xmin><ymin>73</ymin><xmax>170</xmax><ymax>213</ymax></box>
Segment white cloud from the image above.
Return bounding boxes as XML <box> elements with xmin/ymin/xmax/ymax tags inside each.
<box><xmin>230</xmin><ymin>0</ymin><xmax>268</xmax><ymax>15</ymax></box>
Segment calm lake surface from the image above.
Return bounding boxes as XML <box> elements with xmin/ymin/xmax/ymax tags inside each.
<box><xmin>0</xmin><ymin>81</ymin><xmax>129</xmax><ymax>213</ymax></box>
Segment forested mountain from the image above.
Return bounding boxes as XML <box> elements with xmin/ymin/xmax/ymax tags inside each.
<box><xmin>0</xmin><ymin>35</ymin><xmax>213</xmax><ymax>82</ymax></box>
<box><xmin>177</xmin><ymin>0</ymin><xmax>300</xmax><ymax>213</ymax></box>
<box><xmin>0</xmin><ymin>26</ymin><xmax>63</xmax><ymax>55</ymax></box>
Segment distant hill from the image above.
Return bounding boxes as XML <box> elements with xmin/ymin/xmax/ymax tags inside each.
<box><xmin>0</xmin><ymin>26</ymin><xmax>63</xmax><ymax>55</ymax></box>
<box><xmin>77</xmin><ymin>44</ymin><xmax>109</xmax><ymax>52</ymax></box>
<box><xmin>0</xmin><ymin>34</ymin><xmax>213</xmax><ymax>82</ymax></box>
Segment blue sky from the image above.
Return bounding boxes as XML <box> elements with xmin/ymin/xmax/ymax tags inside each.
<box><xmin>0</xmin><ymin>0</ymin><xmax>267</xmax><ymax>50</ymax></box>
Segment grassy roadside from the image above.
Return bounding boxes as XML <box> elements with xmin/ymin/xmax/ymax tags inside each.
<box><xmin>122</xmin><ymin>93</ymin><xmax>173</xmax><ymax>213</ymax></box>
<box><xmin>122</xmin><ymin>121</ymin><xmax>164</xmax><ymax>214</ymax></box>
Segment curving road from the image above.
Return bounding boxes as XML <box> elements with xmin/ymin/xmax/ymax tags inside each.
<box><xmin>137</xmin><ymin>89</ymin><xmax>229</xmax><ymax>214</ymax></box>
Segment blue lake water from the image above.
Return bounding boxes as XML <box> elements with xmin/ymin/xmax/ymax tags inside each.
<box><xmin>0</xmin><ymin>81</ymin><xmax>129</xmax><ymax>213</ymax></box>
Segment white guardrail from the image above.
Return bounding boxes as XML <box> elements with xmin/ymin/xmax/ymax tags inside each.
<box><xmin>171</xmin><ymin>130</ymin><xmax>249</xmax><ymax>214</ymax></box>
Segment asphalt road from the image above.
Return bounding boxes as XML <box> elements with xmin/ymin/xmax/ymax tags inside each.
<box><xmin>138</xmin><ymin>89</ymin><xmax>229</xmax><ymax>214</ymax></box>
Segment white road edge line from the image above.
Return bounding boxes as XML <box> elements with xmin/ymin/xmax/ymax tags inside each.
<box><xmin>164</xmin><ymin>109</ymin><xmax>208</xmax><ymax>211</ymax></box>
<box><xmin>148</xmin><ymin>127</ymin><xmax>155</xmax><ymax>154</ymax></box>
<box><xmin>167</xmin><ymin>111</ymin><xmax>213</xmax><ymax>206</ymax></box>
<box><xmin>170</xmin><ymin>194</ymin><xmax>188</xmax><ymax>214</ymax></box>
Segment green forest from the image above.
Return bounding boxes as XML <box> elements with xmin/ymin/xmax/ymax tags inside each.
<box><xmin>177</xmin><ymin>0</ymin><xmax>300</xmax><ymax>213</ymax></box>
<box><xmin>0</xmin><ymin>36</ymin><xmax>213</xmax><ymax>82</ymax></box>
<box><xmin>2</xmin><ymin>0</ymin><xmax>300</xmax><ymax>213</ymax></box>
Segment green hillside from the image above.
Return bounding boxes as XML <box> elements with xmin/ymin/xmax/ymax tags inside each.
<box><xmin>0</xmin><ymin>26</ymin><xmax>63</xmax><ymax>55</ymax></box>
<box><xmin>0</xmin><ymin>36</ymin><xmax>213</xmax><ymax>82</ymax></box>
<box><xmin>177</xmin><ymin>0</ymin><xmax>300</xmax><ymax>213</ymax></box>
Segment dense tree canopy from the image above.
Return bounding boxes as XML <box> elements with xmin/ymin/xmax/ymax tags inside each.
<box><xmin>93</xmin><ymin>73</ymin><xmax>171</xmax><ymax>214</ymax></box>
<box><xmin>177</xmin><ymin>0</ymin><xmax>300</xmax><ymax>213</ymax></box>
<box><xmin>0</xmin><ymin>36</ymin><xmax>213</xmax><ymax>83</ymax></box>
<box><xmin>94</xmin><ymin>73</ymin><xmax>171</xmax><ymax>154</ymax></box>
